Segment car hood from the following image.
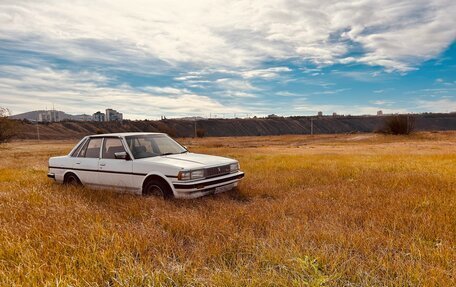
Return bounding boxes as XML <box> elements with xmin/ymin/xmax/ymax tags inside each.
<box><xmin>135</xmin><ymin>152</ymin><xmax>236</xmax><ymax>169</ymax></box>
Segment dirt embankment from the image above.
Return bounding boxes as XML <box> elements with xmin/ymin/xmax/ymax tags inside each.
<box><xmin>14</xmin><ymin>113</ymin><xmax>456</xmax><ymax>140</ymax></box>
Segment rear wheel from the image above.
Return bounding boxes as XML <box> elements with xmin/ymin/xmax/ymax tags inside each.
<box><xmin>64</xmin><ymin>173</ymin><xmax>81</xmax><ymax>186</ymax></box>
<box><xmin>143</xmin><ymin>179</ymin><xmax>173</xmax><ymax>199</ymax></box>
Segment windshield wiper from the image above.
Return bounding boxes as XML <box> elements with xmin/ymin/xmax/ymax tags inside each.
<box><xmin>161</xmin><ymin>150</ymin><xmax>188</xmax><ymax>156</ymax></box>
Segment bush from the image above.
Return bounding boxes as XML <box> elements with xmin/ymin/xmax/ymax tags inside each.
<box><xmin>0</xmin><ymin>107</ymin><xmax>18</xmax><ymax>143</ymax></box>
<box><xmin>382</xmin><ymin>115</ymin><xmax>415</xmax><ymax>135</ymax></box>
<box><xmin>196</xmin><ymin>128</ymin><xmax>205</xmax><ymax>138</ymax></box>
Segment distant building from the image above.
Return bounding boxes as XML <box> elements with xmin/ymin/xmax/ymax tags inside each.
<box><xmin>105</xmin><ymin>108</ymin><xmax>123</xmax><ymax>121</ymax></box>
<box><xmin>317</xmin><ymin>111</ymin><xmax>323</xmax><ymax>117</ymax></box>
<box><xmin>74</xmin><ymin>114</ymin><xmax>93</xmax><ymax>121</ymax></box>
<box><xmin>332</xmin><ymin>112</ymin><xmax>337</xmax><ymax>117</ymax></box>
<box><xmin>38</xmin><ymin>110</ymin><xmax>59</xmax><ymax>122</ymax></box>
<box><xmin>93</xmin><ymin>111</ymin><xmax>105</xmax><ymax>122</ymax></box>
<box><xmin>377</xmin><ymin>110</ymin><xmax>383</xmax><ymax>116</ymax></box>
<box><xmin>267</xmin><ymin>114</ymin><xmax>279</xmax><ymax>118</ymax></box>
<box><xmin>37</xmin><ymin>113</ymin><xmax>47</xmax><ymax>122</ymax></box>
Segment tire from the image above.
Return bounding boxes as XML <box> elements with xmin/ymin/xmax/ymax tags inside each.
<box><xmin>143</xmin><ymin>179</ymin><xmax>173</xmax><ymax>199</ymax></box>
<box><xmin>64</xmin><ymin>173</ymin><xmax>82</xmax><ymax>186</ymax></box>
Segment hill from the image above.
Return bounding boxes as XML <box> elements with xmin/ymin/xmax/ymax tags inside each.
<box><xmin>10</xmin><ymin>110</ymin><xmax>75</xmax><ymax>121</ymax></box>
<box><xmin>12</xmin><ymin>113</ymin><xmax>456</xmax><ymax>140</ymax></box>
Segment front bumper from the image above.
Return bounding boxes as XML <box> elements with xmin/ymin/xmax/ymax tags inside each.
<box><xmin>173</xmin><ymin>171</ymin><xmax>244</xmax><ymax>198</ymax></box>
<box><xmin>47</xmin><ymin>172</ymin><xmax>56</xmax><ymax>180</ymax></box>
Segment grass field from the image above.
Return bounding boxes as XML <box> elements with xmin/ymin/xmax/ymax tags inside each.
<box><xmin>0</xmin><ymin>132</ymin><xmax>455</xmax><ymax>286</ymax></box>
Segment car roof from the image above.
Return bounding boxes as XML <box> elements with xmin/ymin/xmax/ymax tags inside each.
<box><xmin>88</xmin><ymin>132</ymin><xmax>165</xmax><ymax>138</ymax></box>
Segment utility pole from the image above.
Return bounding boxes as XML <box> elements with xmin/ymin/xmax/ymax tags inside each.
<box><xmin>194</xmin><ymin>119</ymin><xmax>197</xmax><ymax>138</ymax></box>
<box><xmin>310</xmin><ymin>118</ymin><xmax>314</xmax><ymax>135</ymax></box>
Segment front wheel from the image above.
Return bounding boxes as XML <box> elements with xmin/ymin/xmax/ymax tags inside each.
<box><xmin>143</xmin><ymin>179</ymin><xmax>173</xmax><ymax>199</ymax></box>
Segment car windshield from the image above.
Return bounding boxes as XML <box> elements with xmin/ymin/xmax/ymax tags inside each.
<box><xmin>125</xmin><ymin>134</ymin><xmax>187</xmax><ymax>159</ymax></box>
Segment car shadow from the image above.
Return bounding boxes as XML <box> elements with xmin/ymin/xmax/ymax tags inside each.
<box><xmin>58</xmin><ymin>183</ymin><xmax>252</xmax><ymax>211</ymax></box>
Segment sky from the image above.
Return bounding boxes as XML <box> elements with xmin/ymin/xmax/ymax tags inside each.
<box><xmin>0</xmin><ymin>0</ymin><xmax>455</xmax><ymax>120</ymax></box>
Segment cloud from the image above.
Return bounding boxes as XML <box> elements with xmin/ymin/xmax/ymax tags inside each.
<box><xmin>276</xmin><ymin>91</ymin><xmax>305</xmax><ymax>97</ymax></box>
<box><xmin>331</xmin><ymin>70</ymin><xmax>386</xmax><ymax>82</ymax></box>
<box><xmin>406</xmin><ymin>87</ymin><xmax>456</xmax><ymax>96</ymax></box>
<box><xmin>142</xmin><ymin>86</ymin><xmax>190</xmax><ymax>95</ymax></box>
<box><xmin>215</xmin><ymin>78</ymin><xmax>257</xmax><ymax>91</ymax></box>
<box><xmin>370</xmin><ymin>100</ymin><xmax>395</xmax><ymax>106</ymax></box>
<box><xmin>0</xmin><ymin>0</ymin><xmax>454</xmax><ymax>72</ymax></box>
<box><xmin>175</xmin><ymin>66</ymin><xmax>292</xmax><ymax>82</ymax></box>
<box><xmin>1</xmin><ymin>0</ymin><xmax>455</xmax><ymax>118</ymax></box>
<box><xmin>435</xmin><ymin>78</ymin><xmax>455</xmax><ymax>86</ymax></box>
<box><xmin>312</xmin><ymin>88</ymin><xmax>350</xmax><ymax>95</ymax></box>
<box><xmin>239</xmin><ymin>67</ymin><xmax>292</xmax><ymax>79</ymax></box>
<box><xmin>416</xmin><ymin>98</ymin><xmax>456</xmax><ymax>112</ymax></box>
<box><xmin>228</xmin><ymin>91</ymin><xmax>257</xmax><ymax>98</ymax></box>
<box><xmin>0</xmin><ymin>65</ymin><xmax>249</xmax><ymax>119</ymax></box>
<box><xmin>174</xmin><ymin>75</ymin><xmax>202</xmax><ymax>81</ymax></box>
<box><xmin>292</xmin><ymin>103</ymin><xmax>407</xmax><ymax>116</ymax></box>
<box><xmin>290</xmin><ymin>96</ymin><xmax>456</xmax><ymax>116</ymax></box>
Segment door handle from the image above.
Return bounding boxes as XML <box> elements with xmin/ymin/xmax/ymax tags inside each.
<box><xmin>75</xmin><ymin>162</ymin><xmax>81</xmax><ymax>165</ymax></box>
<box><xmin>100</xmin><ymin>163</ymin><xmax>106</xmax><ymax>166</ymax></box>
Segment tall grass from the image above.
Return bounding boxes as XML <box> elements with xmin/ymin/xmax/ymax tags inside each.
<box><xmin>0</xmin><ymin>133</ymin><xmax>455</xmax><ymax>286</ymax></box>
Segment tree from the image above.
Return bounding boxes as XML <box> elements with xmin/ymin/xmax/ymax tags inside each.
<box><xmin>382</xmin><ymin>115</ymin><xmax>415</xmax><ymax>135</ymax></box>
<box><xmin>0</xmin><ymin>107</ymin><xmax>17</xmax><ymax>143</ymax></box>
<box><xmin>196</xmin><ymin>128</ymin><xmax>205</xmax><ymax>138</ymax></box>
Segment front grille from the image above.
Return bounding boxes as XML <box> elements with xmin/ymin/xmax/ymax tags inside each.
<box><xmin>204</xmin><ymin>165</ymin><xmax>230</xmax><ymax>178</ymax></box>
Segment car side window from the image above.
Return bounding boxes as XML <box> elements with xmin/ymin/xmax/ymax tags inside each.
<box><xmin>102</xmin><ymin>138</ymin><xmax>126</xmax><ymax>159</ymax></box>
<box><xmin>71</xmin><ymin>139</ymin><xmax>87</xmax><ymax>157</ymax></box>
<box><xmin>80</xmin><ymin>138</ymin><xmax>102</xmax><ymax>158</ymax></box>
<box><xmin>77</xmin><ymin>140</ymin><xmax>89</xmax><ymax>158</ymax></box>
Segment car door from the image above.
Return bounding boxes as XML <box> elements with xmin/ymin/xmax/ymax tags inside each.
<box><xmin>74</xmin><ymin>137</ymin><xmax>102</xmax><ymax>185</ymax></box>
<box><xmin>98</xmin><ymin>137</ymin><xmax>133</xmax><ymax>189</ymax></box>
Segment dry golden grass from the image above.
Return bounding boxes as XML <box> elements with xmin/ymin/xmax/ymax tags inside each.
<box><xmin>1</xmin><ymin>132</ymin><xmax>455</xmax><ymax>286</ymax></box>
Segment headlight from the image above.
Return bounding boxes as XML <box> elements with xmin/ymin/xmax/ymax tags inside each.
<box><xmin>230</xmin><ymin>162</ymin><xmax>239</xmax><ymax>173</ymax></box>
<box><xmin>178</xmin><ymin>169</ymin><xmax>205</xmax><ymax>180</ymax></box>
<box><xmin>190</xmin><ymin>169</ymin><xmax>204</xmax><ymax>179</ymax></box>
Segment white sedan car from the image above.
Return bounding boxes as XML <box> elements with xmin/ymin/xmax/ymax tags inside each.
<box><xmin>48</xmin><ymin>132</ymin><xmax>244</xmax><ymax>199</ymax></box>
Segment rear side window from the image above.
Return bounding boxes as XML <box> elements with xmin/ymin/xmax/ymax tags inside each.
<box><xmin>102</xmin><ymin>138</ymin><xmax>126</xmax><ymax>159</ymax></box>
<box><xmin>71</xmin><ymin>139</ymin><xmax>87</xmax><ymax>157</ymax></box>
<box><xmin>77</xmin><ymin>140</ymin><xmax>89</xmax><ymax>158</ymax></box>
<box><xmin>79</xmin><ymin>138</ymin><xmax>102</xmax><ymax>158</ymax></box>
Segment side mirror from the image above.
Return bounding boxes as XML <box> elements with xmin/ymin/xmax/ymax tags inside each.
<box><xmin>183</xmin><ymin>146</ymin><xmax>188</xmax><ymax>150</ymax></box>
<box><xmin>114</xmin><ymin>151</ymin><xmax>130</xmax><ymax>160</ymax></box>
